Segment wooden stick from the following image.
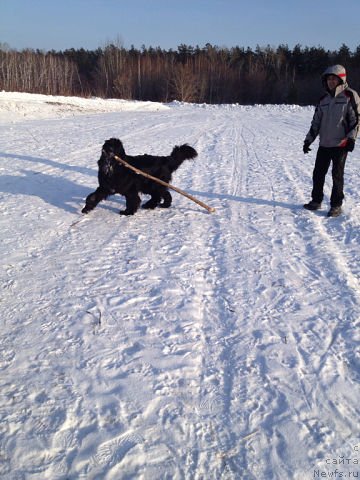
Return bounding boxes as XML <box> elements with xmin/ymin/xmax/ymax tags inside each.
<box><xmin>112</xmin><ymin>154</ymin><xmax>216</xmax><ymax>213</ymax></box>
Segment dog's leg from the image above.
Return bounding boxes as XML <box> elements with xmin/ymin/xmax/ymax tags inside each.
<box><xmin>142</xmin><ymin>192</ymin><xmax>161</xmax><ymax>210</ymax></box>
<box><xmin>120</xmin><ymin>190</ymin><xmax>141</xmax><ymax>215</ymax></box>
<box><xmin>82</xmin><ymin>187</ymin><xmax>109</xmax><ymax>213</ymax></box>
<box><xmin>160</xmin><ymin>190</ymin><xmax>172</xmax><ymax>208</ymax></box>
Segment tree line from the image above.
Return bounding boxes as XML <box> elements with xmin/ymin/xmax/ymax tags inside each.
<box><xmin>1</xmin><ymin>42</ymin><xmax>360</xmax><ymax>105</ymax></box>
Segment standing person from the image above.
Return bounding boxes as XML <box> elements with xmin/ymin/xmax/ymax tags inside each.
<box><xmin>303</xmin><ymin>64</ymin><xmax>360</xmax><ymax>217</ymax></box>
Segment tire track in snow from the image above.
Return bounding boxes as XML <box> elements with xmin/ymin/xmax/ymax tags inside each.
<box><xmin>171</xmin><ymin>113</ymin><xmax>264</xmax><ymax>478</ymax></box>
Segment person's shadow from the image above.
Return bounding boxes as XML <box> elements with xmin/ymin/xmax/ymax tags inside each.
<box><xmin>0</xmin><ymin>170</ymin><xmax>93</xmax><ymax>214</ymax></box>
<box><xmin>188</xmin><ymin>189</ymin><xmax>299</xmax><ymax>211</ymax></box>
<box><xmin>1</xmin><ymin>152</ymin><xmax>95</xmax><ymax>176</ymax></box>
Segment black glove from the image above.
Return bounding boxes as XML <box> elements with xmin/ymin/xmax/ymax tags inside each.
<box><xmin>303</xmin><ymin>141</ymin><xmax>311</xmax><ymax>154</ymax></box>
<box><xmin>346</xmin><ymin>138</ymin><xmax>355</xmax><ymax>152</ymax></box>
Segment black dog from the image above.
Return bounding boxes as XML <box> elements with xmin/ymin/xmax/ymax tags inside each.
<box><xmin>82</xmin><ymin>138</ymin><xmax>198</xmax><ymax>216</ymax></box>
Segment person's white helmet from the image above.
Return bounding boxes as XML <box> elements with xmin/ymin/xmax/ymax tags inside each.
<box><xmin>322</xmin><ymin>64</ymin><xmax>347</xmax><ymax>84</ymax></box>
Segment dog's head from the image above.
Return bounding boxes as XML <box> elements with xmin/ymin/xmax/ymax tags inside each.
<box><xmin>101</xmin><ymin>138</ymin><xmax>126</xmax><ymax>160</ymax></box>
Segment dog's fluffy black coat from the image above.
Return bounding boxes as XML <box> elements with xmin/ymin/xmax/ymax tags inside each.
<box><xmin>82</xmin><ymin>138</ymin><xmax>198</xmax><ymax>216</ymax></box>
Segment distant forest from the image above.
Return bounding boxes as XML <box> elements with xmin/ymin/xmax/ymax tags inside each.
<box><xmin>1</xmin><ymin>42</ymin><xmax>360</xmax><ymax>105</ymax></box>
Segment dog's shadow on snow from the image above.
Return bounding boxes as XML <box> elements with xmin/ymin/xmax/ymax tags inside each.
<box><xmin>0</xmin><ymin>152</ymin><xmax>298</xmax><ymax>214</ymax></box>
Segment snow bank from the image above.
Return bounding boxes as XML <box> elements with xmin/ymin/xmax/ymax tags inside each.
<box><xmin>0</xmin><ymin>91</ymin><xmax>170</xmax><ymax>123</ymax></box>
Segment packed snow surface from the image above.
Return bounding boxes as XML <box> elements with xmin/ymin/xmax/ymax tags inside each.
<box><xmin>0</xmin><ymin>92</ymin><xmax>359</xmax><ymax>479</ymax></box>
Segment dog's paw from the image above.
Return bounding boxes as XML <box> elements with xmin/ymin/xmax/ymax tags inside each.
<box><xmin>142</xmin><ymin>202</ymin><xmax>158</xmax><ymax>210</ymax></box>
<box><xmin>119</xmin><ymin>210</ymin><xmax>135</xmax><ymax>216</ymax></box>
<box><xmin>82</xmin><ymin>206</ymin><xmax>91</xmax><ymax>214</ymax></box>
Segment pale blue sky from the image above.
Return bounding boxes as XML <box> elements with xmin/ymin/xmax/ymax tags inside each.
<box><xmin>1</xmin><ymin>0</ymin><xmax>359</xmax><ymax>52</ymax></box>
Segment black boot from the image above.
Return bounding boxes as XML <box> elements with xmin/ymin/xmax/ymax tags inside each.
<box><xmin>327</xmin><ymin>206</ymin><xmax>342</xmax><ymax>217</ymax></box>
<box><xmin>304</xmin><ymin>201</ymin><xmax>321</xmax><ymax>211</ymax></box>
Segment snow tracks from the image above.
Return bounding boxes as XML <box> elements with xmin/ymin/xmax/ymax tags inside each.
<box><xmin>0</xmin><ymin>102</ymin><xmax>359</xmax><ymax>479</ymax></box>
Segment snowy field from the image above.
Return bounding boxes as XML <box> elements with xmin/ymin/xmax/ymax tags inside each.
<box><xmin>0</xmin><ymin>92</ymin><xmax>359</xmax><ymax>479</ymax></box>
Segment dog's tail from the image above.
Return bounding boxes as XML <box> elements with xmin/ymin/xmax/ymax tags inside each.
<box><xmin>169</xmin><ymin>144</ymin><xmax>198</xmax><ymax>172</ymax></box>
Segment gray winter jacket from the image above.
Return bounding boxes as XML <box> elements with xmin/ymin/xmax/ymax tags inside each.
<box><xmin>305</xmin><ymin>65</ymin><xmax>360</xmax><ymax>148</ymax></box>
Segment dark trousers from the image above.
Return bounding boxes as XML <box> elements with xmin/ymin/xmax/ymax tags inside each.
<box><xmin>311</xmin><ymin>147</ymin><xmax>347</xmax><ymax>207</ymax></box>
